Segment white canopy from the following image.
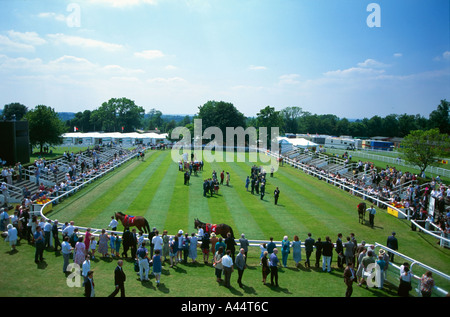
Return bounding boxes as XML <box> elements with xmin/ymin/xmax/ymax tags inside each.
<box><xmin>277</xmin><ymin>137</ymin><xmax>318</xmax><ymax>148</ymax></box>
<box><xmin>62</xmin><ymin>132</ymin><xmax>168</xmax><ymax>140</ymax></box>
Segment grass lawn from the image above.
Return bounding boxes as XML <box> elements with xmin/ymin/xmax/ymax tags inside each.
<box><xmin>1</xmin><ymin>150</ymin><xmax>449</xmax><ymax>298</ymax></box>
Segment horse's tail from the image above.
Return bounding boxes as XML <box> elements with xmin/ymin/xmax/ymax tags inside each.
<box><xmin>144</xmin><ymin>218</ymin><xmax>151</xmax><ymax>234</ymax></box>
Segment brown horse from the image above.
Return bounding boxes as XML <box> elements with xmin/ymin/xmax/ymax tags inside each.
<box><xmin>357</xmin><ymin>202</ymin><xmax>367</xmax><ymax>224</ymax></box>
<box><xmin>115</xmin><ymin>212</ymin><xmax>151</xmax><ymax>233</ymax></box>
<box><xmin>194</xmin><ymin>218</ymin><xmax>234</xmax><ymax>239</ymax></box>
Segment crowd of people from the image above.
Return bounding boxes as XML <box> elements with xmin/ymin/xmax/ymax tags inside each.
<box><xmin>5</xmin><ymin>214</ymin><xmax>438</xmax><ymax>297</ymax></box>
<box><xmin>282</xmin><ymin>152</ymin><xmax>450</xmax><ymax>240</ymax></box>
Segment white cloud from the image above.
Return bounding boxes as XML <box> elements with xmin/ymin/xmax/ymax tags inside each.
<box><xmin>443</xmin><ymin>51</ymin><xmax>450</xmax><ymax>60</ymax></box>
<box><xmin>146</xmin><ymin>76</ymin><xmax>186</xmax><ymax>84</ymax></box>
<box><xmin>324</xmin><ymin>67</ymin><xmax>385</xmax><ymax>78</ymax></box>
<box><xmin>7</xmin><ymin>30</ymin><xmax>47</xmax><ymax>46</ymax></box>
<box><xmin>393</xmin><ymin>53</ymin><xmax>402</xmax><ymax>58</ymax></box>
<box><xmin>357</xmin><ymin>58</ymin><xmax>389</xmax><ymax>68</ymax></box>
<box><xmin>0</xmin><ymin>30</ymin><xmax>47</xmax><ymax>52</ymax></box>
<box><xmin>279</xmin><ymin>74</ymin><xmax>300</xmax><ymax>85</ymax></box>
<box><xmin>47</xmin><ymin>33</ymin><xmax>123</xmax><ymax>51</ymax></box>
<box><xmin>89</xmin><ymin>0</ymin><xmax>158</xmax><ymax>8</ymax></box>
<box><xmin>37</xmin><ymin>12</ymin><xmax>67</xmax><ymax>23</ymax></box>
<box><xmin>248</xmin><ymin>65</ymin><xmax>267</xmax><ymax>71</ymax></box>
<box><xmin>165</xmin><ymin>64</ymin><xmax>178</xmax><ymax>70</ymax></box>
<box><xmin>0</xmin><ymin>35</ymin><xmax>35</xmax><ymax>52</ymax></box>
<box><xmin>134</xmin><ymin>50</ymin><xmax>165</xmax><ymax>59</ymax></box>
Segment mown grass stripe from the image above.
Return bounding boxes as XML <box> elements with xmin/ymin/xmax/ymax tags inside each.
<box><xmin>48</xmin><ymin>152</ymin><xmax>157</xmax><ymax>225</ymax></box>
<box><xmin>237</xmin><ymin>160</ymin><xmax>306</xmax><ymax>239</ymax></box>
<box><xmin>75</xmin><ymin>151</ymin><xmax>162</xmax><ymax>228</ymax></box>
<box><xmin>162</xmin><ymin>159</ymin><xmax>191</xmax><ymax>234</ymax></box>
<box><xmin>218</xmin><ymin>160</ymin><xmax>266</xmax><ymax>239</ymax></box>
<box><xmin>143</xmin><ymin>153</ymin><xmax>181</xmax><ymax>232</ymax></box>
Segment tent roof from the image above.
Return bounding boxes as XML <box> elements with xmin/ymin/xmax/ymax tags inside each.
<box><xmin>62</xmin><ymin>132</ymin><xmax>168</xmax><ymax>139</ymax></box>
<box><xmin>277</xmin><ymin>136</ymin><xmax>318</xmax><ymax>147</ymax></box>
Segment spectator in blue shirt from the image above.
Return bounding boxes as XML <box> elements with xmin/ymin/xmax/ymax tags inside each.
<box><xmin>269</xmin><ymin>248</ymin><xmax>280</xmax><ymax>287</ymax></box>
<box><xmin>34</xmin><ymin>226</ymin><xmax>45</xmax><ymax>263</ymax></box>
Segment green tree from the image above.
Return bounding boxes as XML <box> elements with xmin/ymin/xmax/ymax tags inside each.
<box><xmin>197</xmin><ymin>100</ymin><xmax>246</xmax><ymax>133</ymax></box>
<box><xmin>256</xmin><ymin>106</ymin><xmax>284</xmax><ymax>149</ymax></box>
<box><xmin>428</xmin><ymin>99</ymin><xmax>450</xmax><ymax>134</ymax></box>
<box><xmin>281</xmin><ymin>106</ymin><xmax>303</xmax><ymax>133</ymax></box>
<box><xmin>91</xmin><ymin>97</ymin><xmax>145</xmax><ymax>132</ymax></box>
<box><xmin>25</xmin><ymin>105</ymin><xmax>66</xmax><ymax>153</ymax></box>
<box><xmin>399</xmin><ymin>128</ymin><xmax>450</xmax><ymax>174</ymax></box>
<box><xmin>147</xmin><ymin>108</ymin><xmax>164</xmax><ymax>131</ymax></box>
<box><xmin>2</xmin><ymin>102</ymin><xmax>28</xmax><ymax>120</ymax></box>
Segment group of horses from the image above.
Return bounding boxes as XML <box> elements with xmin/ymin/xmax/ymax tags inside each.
<box><xmin>114</xmin><ymin>212</ymin><xmax>234</xmax><ymax>238</ymax></box>
<box><xmin>116</xmin><ymin>203</ymin><xmax>367</xmax><ymax>238</ymax></box>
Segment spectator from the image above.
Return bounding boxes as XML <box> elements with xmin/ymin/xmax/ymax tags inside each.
<box><xmin>6</xmin><ymin>224</ymin><xmax>18</xmax><ymax>251</ymax></box>
<box><xmin>34</xmin><ymin>226</ymin><xmax>45</xmax><ymax>264</ymax></box>
<box><xmin>61</xmin><ymin>236</ymin><xmax>73</xmax><ymax>273</ymax></box>
<box><xmin>269</xmin><ymin>248</ymin><xmax>280</xmax><ymax>287</ymax></box>
<box><xmin>200</xmin><ymin>232</ymin><xmax>210</xmax><ymax>264</ymax></box>
<box><xmin>52</xmin><ymin>220</ymin><xmax>61</xmax><ymax>252</ymax></box>
<box><xmin>239</xmin><ymin>233</ymin><xmax>249</xmax><ymax>264</ymax></box>
<box><xmin>108</xmin><ymin>260</ymin><xmax>126</xmax><ymax>297</ymax></box>
<box><xmin>84</xmin><ymin>270</ymin><xmax>95</xmax><ymax>297</ymax></box>
<box><xmin>343</xmin><ymin>236</ymin><xmax>355</xmax><ymax>266</ymax></box>
<box><xmin>343</xmin><ymin>262</ymin><xmax>356</xmax><ymax>297</ymax></box>
<box><xmin>314</xmin><ymin>237</ymin><xmax>322</xmax><ymax>268</ymax></box>
<box><xmin>222</xmin><ymin>249</ymin><xmax>234</xmax><ymax>288</ymax></box>
<box><xmin>137</xmin><ymin>242</ymin><xmax>150</xmax><ymax>282</ymax></box>
<box><xmin>398</xmin><ymin>265</ymin><xmax>412</xmax><ymax>297</ymax></box>
<box><xmin>420</xmin><ymin>271</ymin><xmax>435</xmax><ymax>297</ymax></box>
<box><xmin>291</xmin><ymin>235</ymin><xmax>302</xmax><ymax>268</ymax></box>
<box><xmin>267</xmin><ymin>237</ymin><xmax>276</xmax><ymax>255</ymax></box>
<box><xmin>235</xmin><ymin>248</ymin><xmax>246</xmax><ymax>288</ymax></box>
<box><xmin>386</xmin><ymin>232</ymin><xmax>398</xmax><ymax>262</ymax></box>
<box><xmin>225</xmin><ymin>232</ymin><xmax>237</xmax><ymax>262</ymax></box>
<box><xmin>189</xmin><ymin>232</ymin><xmax>198</xmax><ymax>263</ymax></box>
<box><xmin>152</xmin><ymin>249</ymin><xmax>162</xmax><ymax>286</ymax></box>
<box><xmin>162</xmin><ymin>230</ymin><xmax>170</xmax><ymax>262</ymax></box>
<box><xmin>322</xmin><ymin>236</ymin><xmax>334</xmax><ymax>273</ymax></box>
<box><xmin>214</xmin><ymin>246</ymin><xmax>224</xmax><ymax>283</ymax></box>
<box><xmin>74</xmin><ymin>237</ymin><xmax>86</xmax><ymax>266</ymax></box>
<box><xmin>261</xmin><ymin>251</ymin><xmax>270</xmax><ymax>285</ymax></box>
<box><xmin>304</xmin><ymin>233</ymin><xmax>314</xmax><ymax>268</ymax></box>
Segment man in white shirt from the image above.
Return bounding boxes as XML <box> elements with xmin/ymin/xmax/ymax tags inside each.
<box><xmin>62</xmin><ymin>221</ymin><xmax>75</xmax><ymax>238</ymax></box>
<box><xmin>221</xmin><ymin>250</ymin><xmax>234</xmax><ymax>288</ymax></box>
<box><xmin>108</xmin><ymin>216</ymin><xmax>118</xmax><ymax>231</ymax></box>
<box><xmin>152</xmin><ymin>230</ymin><xmax>163</xmax><ymax>255</ymax></box>
<box><xmin>82</xmin><ymin>255</ymin><xmax>91</xmax><ymax>284</ymax></box>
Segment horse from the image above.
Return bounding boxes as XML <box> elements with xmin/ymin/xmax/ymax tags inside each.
<box><xmin>194</xmin><ymin>218</ymin><xmax>234</xmax><ymax>239</ymax></box>
<box><xmin>115</xmin><ymin>212</ymin><xmax>151</xmax><ymax>234</ymax></box>
<box><xmin>357</xmin><ymin>202</ymin><xmax>367</xmax><ymax>224</ymax></box>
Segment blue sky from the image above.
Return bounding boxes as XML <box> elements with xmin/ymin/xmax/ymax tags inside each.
<box><xmin>0</xmin><ymin>0</ymin><xmax>449</xmax><ymax>119</ymax></box>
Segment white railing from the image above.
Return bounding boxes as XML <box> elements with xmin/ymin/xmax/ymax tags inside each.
<box><xmin>329</xmin><ymin>148</ymin><xmax>450</xmax><ymax>179</ymax></box>
<box><xmin>374</xmin><ymin>243</ymin><xmax>449</xmax><ymax>297</ymax></box>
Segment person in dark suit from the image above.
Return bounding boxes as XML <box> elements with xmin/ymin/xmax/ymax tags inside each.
<box><xmin>304</xmin><ymin>233</ymin><xmax>315</xmax><ymax>268</ymax></box>
<box><xmin>121</xmin><ymin>227</ymin><xmax>132</xmax><ymax>258</ymax></box>
<box><xmin>109</xmin><ymin>260</ymin><xmax>126</xmax><ymax>297</ymax></box>
<box><xmin>84</xmin><ymin>270</ymin><xmax>95</xmax><ymax>297</ymax></box>
<box><xmin>335</xmin><ymin>233</ymin><xmax>344</xmax><ymax>269</ymax></box>
<box><xmin>386</xmin><ymin>232</ymin><xmax>398</xmax><ymax>262</ymax></box>
<box><xmin>274</xmin><ymin>187</ymin><xmax>280</xmax><ymax>205</ymax></box>
<box><xmin>343</xmin><ymin>262</ymin><xmax>356</xmax><ymax>297</ymax></box>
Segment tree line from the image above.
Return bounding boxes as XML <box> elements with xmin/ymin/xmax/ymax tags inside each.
<box><xmin>2</xmin><ymin>98</ymin><xmax>449</xmax><ymax>154</ymax></box>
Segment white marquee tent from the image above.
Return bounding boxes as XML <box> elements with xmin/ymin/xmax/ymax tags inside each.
<box><xmin>62</xmin><ymin>132</ymin><xmax>169</xmax><ymax>146</ymax></box>
<box><xmin>277</xmin><ymin>136</ymin><xmax>318</xmax><ymax>153</ymax></box>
